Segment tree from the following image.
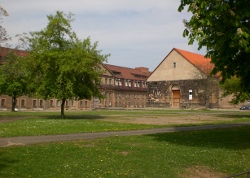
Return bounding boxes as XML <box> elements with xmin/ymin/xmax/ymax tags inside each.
<box><xmin>0</xmin><ymin>5</ymin><xmax>10</xmax><ymax>44</ymax></box>
<box><xmin>27</xmin><ymin>11</ymin><xmax>109</xmax><ymax>118</ymax></box>
<box><xmin>0</xmin><ymin>50</ymin><xmax>28</xmax><ymax>111</ymax></box>
<box><xmin>220</xmin><ymin>77</ymin><xmax>250</xmax><ymax>105</ymax></box>
<box><xmin>178</xmin><ymin>0</ymin><xmax>250</xmax><ymax>92</ymax></box>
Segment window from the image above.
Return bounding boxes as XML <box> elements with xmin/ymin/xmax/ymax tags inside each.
<box><xmin>56</xmin><ymin>100</ymin><xmax>60</xmax><ymax>107</ymax></box>
<box><xmin>80</xmin><ymin>101</ymin><xmax>83</xmax><ymax>107</ymax></box>
<box><xmin>50</xmin><ymin>100</ymin><xmax>53</xmax><ymax>107</ymax></box>
<box><xmin>32</xmin><ymin>100</ymin><xmax>37</xmax><ymax>107</ymax></box>
<box><xmin>1</xmin><ymin>99</ymin><xmax>5</xmax><ymax>107</ymax></box>
<box><xmin>115</xmin><ymin>79</ymin><xmax>119</xmax><ymax>86</ymax></box>
<box><xmin>85</xmin><ymin>101</ymin><xmax>88</xmax><ymax>107</ymax></box>
<box><xmin>173</xmin><ymin>62</ymin><xmax>176</xmax><ymax>68</ymax></box>
<box><xmin>21</xmin><ymin>99</ymin><xmax>25</xmax><ymax>107</ymax></box>
<box><xmin>109</xmin><ymin>79</ymin><xmax>112</xmax><ymax>85</ymax></box>
<box><xmin>39</xmin><ymin>100</ymin><xmax>43</xmax><ymax>107</ymax></box>
<box><xmin>105</xmin><ymin>78</ymin><xmax>108</xmax><ymax>85</ymax></box>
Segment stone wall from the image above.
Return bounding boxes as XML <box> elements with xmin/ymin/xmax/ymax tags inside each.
<box><xmin>147</xmin><ymin>78</ymin><xmax>220</xmax><ymax>108</ymax></box>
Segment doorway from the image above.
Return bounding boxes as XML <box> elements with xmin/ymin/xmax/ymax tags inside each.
<box><xmin>172</xmin><ymin>85</ymin><xmax>180</xmax><ymax>107</ymax></box>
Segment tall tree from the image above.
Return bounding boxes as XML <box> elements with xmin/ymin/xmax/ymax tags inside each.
<box><xmin>27</xmin><ymin>11</ymin><xmax>109</xmax><ymax>118</ymax></box>
<box><xmin>0</xmin><ymin>50</ymin><xmax>28</xmax><ymax>111</ymax></box>
<box><xmin>178</xmin><ymin>0</ymin><xmax>250</xmax><ymax>92</ymax></box>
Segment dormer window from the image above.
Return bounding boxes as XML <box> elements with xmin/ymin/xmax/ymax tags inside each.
<box><xmin>173</xmin><ymin>62</ymin><xmax>176</xmax><ymax>68</ymax></box>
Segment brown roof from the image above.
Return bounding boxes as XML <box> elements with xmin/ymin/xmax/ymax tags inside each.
<box><xmin>174</xmin><ymin>48</ymin><xmax>214</xmax><ymax>75</ymax></box>
<box><xmin>0</xmin><ymin>47</ymin><xmax>28</xmax><ymax>57</ymax></box>
<box><xmin>102</xmin><ymin>63</ymin><xmax>151</xmax><ymax>81</ymax></box>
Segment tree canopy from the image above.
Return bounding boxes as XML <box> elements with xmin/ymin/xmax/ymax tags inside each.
<box><xmin>0</xmin><ymin>50</ymin><xmax>28</xmax><ymax>111</ymax></box>
<box><xmin>27</xmin><ymin>11</ymin><xmax>109</xmax><ymax>117</ymax></box>
<box><xmin>178</xmin><ymin>0</ymin><xmax>250</xmax><ymax>94</ymax></box>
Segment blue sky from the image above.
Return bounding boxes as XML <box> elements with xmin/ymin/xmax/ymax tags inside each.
<box><xmin>1</xmin><ymin>0</ymin><xmax>204</xmax><ymax>71</ymax></box>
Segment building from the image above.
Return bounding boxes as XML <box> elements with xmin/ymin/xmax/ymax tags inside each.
<box><xmin>98</xmin><ymin>64</ymin><xmax>150</xmax><ymax>108</ymax></box>
<box><xmin>0</xmin><ymin>47</ymin><xmax>150</xmax><ymax>111</ymax></box>
<box><xmin>147</xmin><ymin>48</ymin><xmax>221</xmax><ymax>108</ymax></box>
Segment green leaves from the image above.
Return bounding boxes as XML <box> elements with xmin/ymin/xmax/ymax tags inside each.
<box><xmin>179</xmin><ymin>0</ymin><xmax>250</xmax><ymax>95</ymax></box>
<box><xmin>27</xmin><ymin>11</ymin><xmax>109</xmax><ymax>117</ymax></box>
<box><xmin>0</xmin><ymin>50</ymin><xmax>29</xmax><ymax>111</ymax></box>
<box><xmin>220</xmin><ymin>77</ymin><xmax>250</xmax><ymax>104</ymax></box>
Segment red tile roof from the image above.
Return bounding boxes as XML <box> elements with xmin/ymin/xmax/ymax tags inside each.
<box><xmin>102</xmin><ymin>63</ymin><xmax>150</xmax><ymax>81</ymax></box>
<box><xmin>0</xmin><ymin>47</ymin><xmax>28</xmax><ymax>57</ymax></box>
<box><xmin>174</xmin><ymin>48</ymin><xmax>214</xmax><ymax>75</ymax></box>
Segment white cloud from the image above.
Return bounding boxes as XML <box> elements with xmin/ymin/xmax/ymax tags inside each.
<box><xmin>1</xmin><ymin>0</ymin><xmax>202</xmax><ymax>71</ymax></box>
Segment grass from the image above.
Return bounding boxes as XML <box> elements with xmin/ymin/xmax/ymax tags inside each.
<box><xmin>0</xmin><ymin>125</ymin><xmax>250</xmax><ymax>177</ymax></box>
<box><xmin>0</xmin><ymin>109</ymin><xmax>250</xmax><ymax>137</ymax></box>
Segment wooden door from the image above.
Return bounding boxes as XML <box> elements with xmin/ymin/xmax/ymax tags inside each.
<box><xmin>172</xmin><ymin>90</ymin><xmax>180</xmax><ymax>107</ymax></box>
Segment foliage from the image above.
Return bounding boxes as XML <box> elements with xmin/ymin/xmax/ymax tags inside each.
<box><xmin>26</xmin><ymin>11</ymin><xmax>109</xmax><ymax>117</ymax></box>
<box><xmin>220</xmin><ymin>77</ymin><xmax>250</xmax><ymax>104</ymax></box>
<box><xmin>0</xmin><ymin>50</ymin><xmax>28</xmax><ymax>111</ymax></box>
<box><xmin>178</xmin><ymin>0</ymin><xmax>250</xmax><ymax>92</ymax></box>
<box><xmin>1</xmin><ymin>126</ymin><xmax>250</xmax><ymax>177</ymax></box>
<box><xmin>0</xmin><ymin>5</ymin><xmax>10</xmax><ymax>44</ymax></box>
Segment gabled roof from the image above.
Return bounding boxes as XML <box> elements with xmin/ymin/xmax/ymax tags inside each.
<box><xmin>174</xmin><ymin>48</ymin><xmax>214</xmax><ymax>75</ymax></box>
<box><xmin>102</xmin><ymin>63</ymin><xmax>150</xmax><ymax>81</ymax></box>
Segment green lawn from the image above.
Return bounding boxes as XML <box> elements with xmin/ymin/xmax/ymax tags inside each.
<box><xmin>0</xmin><ymin>109</ymin><xmax>250</xmax><ymax>137</ymax></box>
<box><xmin>0</xmin><ymin>125</ymin><xmax>250</xmax><ymax>178</ymax></box>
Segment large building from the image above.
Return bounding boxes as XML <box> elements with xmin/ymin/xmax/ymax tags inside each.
<box><xmin>0</xmin><ymin>47</ymin><xmax>244</xmax><ymax>110</ymax></box>
<box><xmin>0</xmin><ymin>47</ymin><xmax>150</xmax><ymax>111</ymax></box>
<box><xmin>146</xmin><ymin>48</ymin><xmax>230</xmax><ymax>108</ymax></box>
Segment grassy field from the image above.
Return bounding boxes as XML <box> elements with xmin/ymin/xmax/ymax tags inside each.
<box><xmin>0</xmin><ymin>109</ymin><xmax>250</xmax><ymax>137</ymax></box>
<box><xmin>0</xmin><ymin>126</ymin><xmax>250</xmax><ymax>177</ymax></box>
<box><xmin>0</xmin><ymin>109</ymin><xmax>250</xmax><ymax>177</ymax></box>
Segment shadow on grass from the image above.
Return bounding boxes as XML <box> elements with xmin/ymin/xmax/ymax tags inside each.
<box><xmin>149</xmin><ymin>125</ymin><xmax>250</xmax><ymax>150</ymax></box>
<box><xmin>38</xmin><ymin>114</ymin><xmax>106</xmax><ymax>120</ymax></box>
<box><xmin>0</xmin><ymin>152</ymin><xmax>19</xmax><ymax>171</ymax></box>
<box><xmin>216</xmin><ymin>113</ymin><xmax>250</xmax><ymax>119</ymax></box>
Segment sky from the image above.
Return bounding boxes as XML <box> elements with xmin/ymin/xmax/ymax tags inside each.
<box><xmin>1</xmin><ymin>0</ymin><xmax>205</xmax><ymax>71</ymax></box>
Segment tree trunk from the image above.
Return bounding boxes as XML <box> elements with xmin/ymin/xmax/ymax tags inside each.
<box><xmin>11</xmin><ymin>96</ymin><xmax>17</xmax><ymax>112</ymax></box>
<box><xmin>61</xmin><ymin>98</ymin><xmax>66</xmax><ymax>118</ymax></box>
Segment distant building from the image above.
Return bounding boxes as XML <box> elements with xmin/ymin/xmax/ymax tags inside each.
<box><xmin>98</xmin><ymin>64</ymin><xmax>150</xmax><ymax>108</ymax></box>
<box><xmin>146</xmin><ymin>48</ymin><xmax>235</xmax><ymax>108</ymax></box>
<box><xmin>0</xmin><ymin>47</ymin><xmax>150</xmax><ymax>111</ymax></box>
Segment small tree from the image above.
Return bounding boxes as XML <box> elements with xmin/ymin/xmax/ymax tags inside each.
<box><xmin>0</xmin><ymin>5</ymin><xmax>10</xmax><ymax>44</ymax></box>
<box><xmin>220</xmin><ymin>77</ymin><xmax>250</xmax><ymax>105</ymax></box>
<box><xmin>27</xmin><ymin>11</ymin><xmax>109</xmax><ymax>117</ymax></box>
<box><xmin>0</xmin><ymin>50</ymin><xmax>28</xmax><ymax>111</ymax></box>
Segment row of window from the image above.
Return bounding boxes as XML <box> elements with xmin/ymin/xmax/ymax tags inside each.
<box><xmin>0</xmin><ymin>99</ymin><xmax>89</xmax><ymax>108</ymax></box>
<box><xmin>104</xmin><ymin>78</ymin><xmax>147</xmax><ymax>88</ymax></box>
